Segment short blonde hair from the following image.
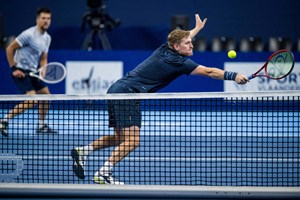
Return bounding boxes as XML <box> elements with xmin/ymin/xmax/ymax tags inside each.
<box><xmin>167</xmin><ymin>29</ymin><xmax>190</xmax><ymax>49</ymax></box>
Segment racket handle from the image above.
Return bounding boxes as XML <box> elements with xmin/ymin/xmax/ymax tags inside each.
<box><xmin>247</xmin><ymin>75</ymin><xmax>254</xmax><ymax>80</ymax></box>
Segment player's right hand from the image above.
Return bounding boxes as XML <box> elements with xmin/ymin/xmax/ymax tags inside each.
<box><xmin>12</xmin><ymin>70</ymin><xmax>25</xmax><ymax>78</ymax></box>
<box><xmin>235</xmin><ymin>74</ymin><xmax>249</xmax><ymax>85</ymax></box>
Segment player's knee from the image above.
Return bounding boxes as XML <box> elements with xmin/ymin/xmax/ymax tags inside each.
<box><xmin>131</xmin><ymin>135</ymin><xmax>140</xmax><ymax>148</ymax></box>
<box><xmin>113</xmin><ymin>135</ymin><xmax>125</xmax><ymax>145</ymax></box>
<box><xmin>24</xmin><ymin>100</ymin><xmax>38</xmax><ymax>108</ymax></box>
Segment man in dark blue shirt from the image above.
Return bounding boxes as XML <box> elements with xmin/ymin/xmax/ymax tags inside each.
<box><xmin>71</xmin><ymin>14</ymin><xmax>249</xmax><ymax>184</ymax></box>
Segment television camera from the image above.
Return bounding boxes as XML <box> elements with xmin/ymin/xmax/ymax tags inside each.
<box><xmin>81</xmin><ymin>0</ymin><xmax>120</xmax><ymax>50</ymax></box>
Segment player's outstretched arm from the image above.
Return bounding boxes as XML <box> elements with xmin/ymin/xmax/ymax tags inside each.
<box><xmin>190</xmin><ymin>65</ymin><xmax>224</xmax><ymax>79</ymax></box>
<box><xmin>190</xmin><ymin>14</ymin><xmax>207</xmax><ymax>39</ymax></box>
<box><xmin>190</xmin><ymin>65</ymin><xmax>248</xmax><ymax>85</ymax></box>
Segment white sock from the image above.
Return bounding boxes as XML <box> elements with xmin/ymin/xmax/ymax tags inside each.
<box><xmin>38</xmin><ymin>120</ymin><xmax>45</xmax><ymax>128</ymax></box>
<box><xmin>78</xmin><ymin>144</ymin><xmax>94</xmax><ymax>156</ymax></box>
<box><xmin>1</xmin><ymin>115</ymin><xmax>9</xmax><ymax>122</ymax></box>
<box><xmin>98</xmin><ymin>161</ymin><xmax>113</xmax><ymax>176</ymax></box>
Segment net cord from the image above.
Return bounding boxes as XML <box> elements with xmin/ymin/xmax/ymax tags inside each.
<box><xmin>0</xmin><ymin>90</ymin><xmax>299</xmax><ymax>101</ymax></box>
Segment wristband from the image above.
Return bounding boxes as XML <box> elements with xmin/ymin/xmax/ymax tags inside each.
<box><xmin>11</xmin><ymin>66</ymin><xmax>18</xmax><ymax>72</ymax></box>
<box><xmin>224</xmin><ymin>71</ymin><xmax>237</xmax><ymax>81</ymax></box>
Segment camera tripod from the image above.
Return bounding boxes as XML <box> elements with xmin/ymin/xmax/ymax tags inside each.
<box><xmin>81</xmin><ymin>27</ymin><xmax>112</xmax><ymax>50</ymax></box>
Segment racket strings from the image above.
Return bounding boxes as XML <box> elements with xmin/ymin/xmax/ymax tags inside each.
<box><xmin>42</xmin><ymin>63</ymin><xmax>66</xmax><ymax>82</ymax></box>
<box><xmin>266</xmin><ymin>52</ymin><xmax>294</xmax><ymax>79</ymax></box>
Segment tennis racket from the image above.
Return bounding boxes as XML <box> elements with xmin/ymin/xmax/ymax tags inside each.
<box><xmin>28</xmin><ymin>62</ymin><xmax>67</xmax><ymax>84</ymax></box>
<box><xmin>248</xmin><ymin>49</ymin><xmax>295</xmax><ymax>80</ymax></box>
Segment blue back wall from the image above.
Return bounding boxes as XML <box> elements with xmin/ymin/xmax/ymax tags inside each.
<box><xmin>0</xmin><ymin>0</ymin><xmax>300</xmax><ymax>50</ymax></box>
<box><xmin>1</xmin><ymin>50</ymin><xmax>299</xmax><ymax>94</ymax></box>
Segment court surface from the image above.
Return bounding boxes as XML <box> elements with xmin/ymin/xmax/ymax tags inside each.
<box><xmin>1</xmin><ymin>109</ymin><xmax>299</xmax><ymax>186</ymax></box>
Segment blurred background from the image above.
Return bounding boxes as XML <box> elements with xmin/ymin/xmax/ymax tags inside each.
<box><xmin>0</xmin><ymin>0</ymin><xmax>299</xmax><ymax>94</ymax></box>
<box><xmin>1</xmin><ymin>0</ymin><xmax>300</xmax><ymax>51</ymax></box>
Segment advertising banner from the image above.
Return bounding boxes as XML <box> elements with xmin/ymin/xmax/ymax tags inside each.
<box><xmin>66</xmin><ymin>61</ymin><xmax>123</xmax><ymax>94</ymax></box>
<box><xmin>224</xmin><ymin>62</ymin><xmax>300</xmax><ymax>92</ymax></box>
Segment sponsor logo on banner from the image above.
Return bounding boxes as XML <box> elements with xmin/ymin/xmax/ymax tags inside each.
<box><xmin>66</xmin><ymin>61</ymin><xmax>123</xmax><ymax>94</ymax></box>
<box><xmin>224</xmin><ymin>62</ymin><xmax>300</xmax><ymax>92</ymax></box>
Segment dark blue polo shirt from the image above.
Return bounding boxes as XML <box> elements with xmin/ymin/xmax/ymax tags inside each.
<box><xmin>114</xmin><ymin>43</ymin><xmax>199</xmax><ymax>93</ymax></box>
<box><xmin>107</xmin><ymin>43</ymin><xmax>199</xmax><ymax>127</ymax></box>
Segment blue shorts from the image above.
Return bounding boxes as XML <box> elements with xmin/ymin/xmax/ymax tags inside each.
<box><xmin>107</xmin><ymin>80</ymin><xmax>141</xmax><ymax>128</ymax></box>
<box><xmin>12</xmin><ymin>69</ymin><xmax>47</xmax><ymax>94</ymax></box>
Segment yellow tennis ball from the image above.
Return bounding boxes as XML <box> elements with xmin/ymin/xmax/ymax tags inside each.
<box><xmin>228</xmin><ymin>50</ymin><xmax>237</xmax><ymax>59</ymax></box>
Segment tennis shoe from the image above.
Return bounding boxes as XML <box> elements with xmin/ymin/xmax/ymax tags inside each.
<box><xmin>71</xmin><ymin>148</ymin><xmax>86</xmax><ymax>179</ymax></box>
<box><xmin>93</xmin><ymin>173</ymin><xmax>124</xmax><ymax>185</ymax></box>
<box><xmin>0</xmin><ymin>121</ymin><xmax>8</xmax><ymax>137</ymax></box>
<box><xmin>36</xmin><ymin>124</ymin><xmax>57</xmax><ymax>134</ymax></box>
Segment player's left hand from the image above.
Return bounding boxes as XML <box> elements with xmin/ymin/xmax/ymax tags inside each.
<box><xmin>195</xmin><ymin>14</ymin><xmax>207</xmax><ymax>30</ymax></box>
<box><xmin>235</xmin><ymin>74</ymin><xmax>249</xmax><ymax>85</ymax></box>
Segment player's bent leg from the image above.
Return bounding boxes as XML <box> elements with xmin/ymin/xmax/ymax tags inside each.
<box><xmin>91</xmin><ymin>134</ymin><xmax>125</xmax><ymax>150</ymax></box>
<box><xmin>9</xmin><ymin>99</ymin><xmax>37</xmax><ymax>119</ymax></box>
<box><xmin>93</xmin><ymin>126</ymin><xmax>140</xmax><ymax>185</ymax></box>
<box><xmin>35</xmin><ymin>87</ymin><xmax>57</xmax><ymax>134</ymax></box>
<box><xmin>1</xmin><ymin>95</ymin><xmax>37</xmax><ymax>137</ymax></box>
<box><xmin>36</xmin><ymin>86</ymin><xmax>51</xmax><ymax>95</ymax></box>
<box><xmin>109</xmin><ymin>126</ymin><xmax>140</xmax><ymax>164</ymax></box>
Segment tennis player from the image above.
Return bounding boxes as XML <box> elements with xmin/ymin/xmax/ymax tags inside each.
<box><xmin>71</xmin><ymin>14</ymin><xmax>249</xmax><ymax>184</ymax></box>
<box><xmin>0</xmin><ymin>7</ymin><xmax>57</xmax><ymax>137</ymax></box>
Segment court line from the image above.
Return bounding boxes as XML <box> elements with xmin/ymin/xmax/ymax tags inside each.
<box><xmin>8</xmin><ymin>121</ymin><xmax>300</xmax><ymax>137</ymax></box>
<box><xmin>3</xmin><ymin>155</ymin><xmax>299</xmax><ymax>163</ymax></box>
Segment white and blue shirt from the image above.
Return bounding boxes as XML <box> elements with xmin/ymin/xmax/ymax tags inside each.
<box><xmin>14</xmin><ymin>26</ymin><xmax>51</xmax><ymax>71</ymax></box>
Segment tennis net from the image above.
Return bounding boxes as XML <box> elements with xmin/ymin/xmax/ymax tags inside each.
<box><xmin>0</xmin><ymin>91</ymin><xmax>299</xmax><ymax>186</ymax></box>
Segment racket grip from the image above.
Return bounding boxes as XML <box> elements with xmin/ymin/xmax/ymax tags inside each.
<box><xmin>247</xmin><ymin>75</ymin><xmax>254</xmax><ymax>80</ymax></box>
